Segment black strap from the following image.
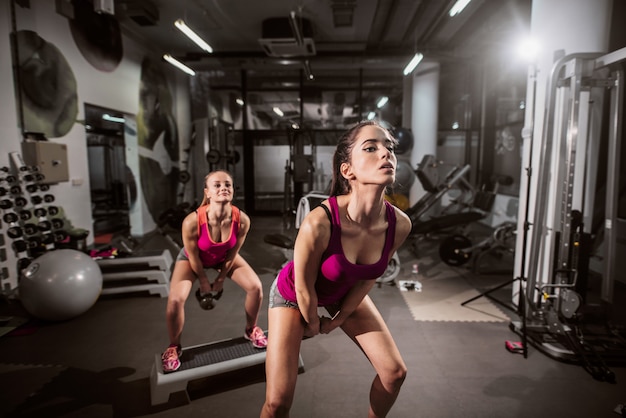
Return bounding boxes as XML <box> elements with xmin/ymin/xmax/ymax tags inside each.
<box><xmin>319</xmin><ymin>203</ymin><xmax>333</xmax><ymax>234</ymax></box>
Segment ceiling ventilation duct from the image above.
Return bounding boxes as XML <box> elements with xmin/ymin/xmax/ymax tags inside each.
<box><xmin>331</xmin><ymin>0</ymin><xmax>356</xmax><ymax>27</ymax></box>
<box><xmin>118</xmin><ymin>0</ymin><xmax>159</xmax><ymax>26</ymax></box>
<box><xmin>258</xmin><ymin>16</ymin><xmax>316</xmax><ymax>57</ymax></box>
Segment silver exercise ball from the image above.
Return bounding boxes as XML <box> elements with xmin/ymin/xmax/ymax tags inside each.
<box><xmin>393</xmin><ymin>160</ymin><xmax>416</xmax><ymax>193</ymax></box>
<box><xmin>19</xmin><ymin>249</ymin><xmax>103</xmax><ymax>321</ymax></box>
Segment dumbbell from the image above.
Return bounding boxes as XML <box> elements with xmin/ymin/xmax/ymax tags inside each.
<box><xmin>195</xmin><ymin>288</ymin><xmax>224</xmax><ymax>310</ymax></box>
<box><xmin>23</xmin><ymin>223</ymin><xmax>38</xmax><ymax>235</ymax></box>
<box><xmin>14</xmin><ymin>197</ymin><xmax>27</xmax><ymax>207</ymax></box>
<box><xmin>41</xmin><ymin>233</ymin><xmax>55</xmax><ymax>245</ymax></box>
<box><xmin>19</xmin><ymin>210</ymin><xmax>32</xmax><ymax>221</ymax></box>
<box><xmin>7</xmin><ymin>226</ymin><xmax>23</xmax><ymax>238</ymax></box>
<box><xmin>3</xmin><ymin>212</ymin><xmax>18</xmax><ymax>223</ymax></box>
<box><xmin>37</xmin><ymin>220</ymin><xmax>52</xmax><ymax>231</ymax></box>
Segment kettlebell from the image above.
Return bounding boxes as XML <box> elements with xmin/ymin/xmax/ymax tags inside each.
<box><xmin>195</xmin><ymin>288</ymin><xmax>224</xmax><ymax>310</ymax></box>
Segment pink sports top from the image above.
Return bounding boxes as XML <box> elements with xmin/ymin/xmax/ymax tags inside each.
<box><xmin>277</xmin><ymin>196</ymin><xmax>396</xmax><ymax>306</ymax></box>
<box><xmin>184</xmin><ymin>205</ymin><xmax>240</xmax><ymax>268</ymax></box>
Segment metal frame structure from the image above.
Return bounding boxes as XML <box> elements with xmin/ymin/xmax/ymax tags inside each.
<box><xmin>510</xmin><ymin>47</ymin><xmax>626</xmax><ymax>380</ymax></box>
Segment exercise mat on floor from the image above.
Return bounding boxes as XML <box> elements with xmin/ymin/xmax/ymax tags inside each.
<box><xmin>399</xmin><ymin>269</ymin><xmax>509</xmax><ymax>322</ymax></box>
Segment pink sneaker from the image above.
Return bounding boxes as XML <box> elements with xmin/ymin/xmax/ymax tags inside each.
<box><xmin>161</xmin><ymin>344</ymin><xmax>182</xmax><ymax>373</ymax></box>
<box><xmin>244</xmin><ymin>326</ymin><xmax>268</xmax><ymax>349</ymax></box>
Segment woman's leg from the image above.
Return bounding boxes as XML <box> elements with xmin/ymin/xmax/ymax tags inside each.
<box><xmin>338</xmin><ymin>295</ymin><xmax>407</xmax><ymax>418</ymax></box>
<box><xmin>261</xmin><ymin>302</ymin><xmax>305</xmax><ymax>418</ymax></box>
<box><xmin>165</xmin><ymin>260</ymin><xmax>196</xmax><ymax>346</ymax></box>
<box><xmin>229</xmin><ymin>254</ymin><xmax>264</xmax><ymax>330</ymax></box>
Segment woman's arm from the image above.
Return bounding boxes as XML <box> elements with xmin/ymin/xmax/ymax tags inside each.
<box><xmin>181</xmin><ymin>212</ymin><xmax>212</xmax><ymax>294</ymax></box>
<box><xmin>294</xmin><ymin>205</ymin><xmax>331</xmax><ymax>337</ymax></box>
<box><xmin>320</xmin><ymin>279</ymin><xmax>376</xmax><ymax>333</ymax></box>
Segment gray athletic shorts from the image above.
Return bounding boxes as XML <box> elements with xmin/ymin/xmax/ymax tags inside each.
<box><xmin>269</xmin><ymin>277</ymin><xmax>299</xmax><ymax>310</ymax></box>
<box><xmin>268</xmin><ymin>277</ymin><xmax>340</xmax><ymax>318</ymax></box>
<box><xmin>175</xmin><ymin>248</ymin><xmax>224</xmax><ymax>270</ymax></box>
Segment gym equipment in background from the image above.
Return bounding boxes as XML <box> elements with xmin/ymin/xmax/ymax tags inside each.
<box><xmin>440</xmin><ymin>221</ymin><xmax>516</xmax><ymax>273</ymax></box>
<box><xmin>95</xmin><ymin>250</ymin><xmax>173</xmax><ymax>298</ymax></box>
<box><xmin>435</xmin><ymin>176</ymin><xmax>515</xmax><ymax>269</ymax></box>
<box><xmin>19</xmin><ymin>249</ymin><xmax>103</xmax><ymax>321</ymax></box>
<box><xmin>406</xmin><ymin>155</ymin><xmax>484</xmax><ymax>238</ymax></box>
<box><xmin>149</xmin><ymin>337</ymin><xmax>304</xmax><ymax>405</ymax></box>
<box><xmin>497</xmin><ymin>51</ymin><xmax>626</xmax><ymax>381</ymax></box>
<box><xmin>391</xmin><ymin>126</ymin><xmax>414</xmax><ymax>155</ymax></box>
<box><xmin>0</xmin><ymin>151</ymin><xmax>75</xmax><ymax>293</ymax></box>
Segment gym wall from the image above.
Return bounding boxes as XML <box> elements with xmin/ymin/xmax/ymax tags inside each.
<box><xmin>0</xmin><ymin>0</ymin><xmax>190</xmax><ymax>290</ymax></box>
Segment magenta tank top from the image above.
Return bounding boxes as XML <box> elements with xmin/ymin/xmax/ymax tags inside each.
<box><xmin>184</xmin><ymin>205</ymin><xmax>240</xmax><ymax>268</ymax></box>
<box><xmin>277</xmin><ymin>196</ymin><xmax>396</xmax><ymax>306</ymax></box>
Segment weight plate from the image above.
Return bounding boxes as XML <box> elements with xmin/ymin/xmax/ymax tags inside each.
<box><xmin>439</xmin><ymin>234</ymin><xmax>473</xmax><ymax>266</ymax></box>
<box><xmin>178</xmin><ymin>170</ymin><xmax>191</xmax><ymax>183</ymax></box>
<box><xmin>206</xmin><ymin>149</ymin><xmax>221</xmax><ymax>164</ymax></box>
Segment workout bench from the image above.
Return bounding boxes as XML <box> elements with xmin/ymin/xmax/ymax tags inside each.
<box><xmin>150</xmin><ymin>335</ymin><xmax>305</xmax><ymax>405</ymax></box>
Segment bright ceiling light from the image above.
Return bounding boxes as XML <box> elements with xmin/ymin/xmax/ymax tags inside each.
<box><xmin>516</xmin><ymin>36</ymin><xmax>540</xmax><ymax>63</ymax></box>
<box><xmin>174</xmin><ymin>19</ymin><xmax>213</xmax><ymax>53</ymax></box>
<box><xmin>273</xmin><ymin>107</ymin><xmax>284</xmax><ymax>117</ymax></box>
<box><xmin>376</xmin><ymin>96</ymin><xmax>389</xmax><ymax>109</ymax></box>
<box><xmin>102</xmin><ymin>114</ymin><xmax>125</xmax><ymax>124</ymax></box>
<box><xmin>163</xmin><ymin>54</ymin><xmax>195</xmax><ymax>76</ymax></box>
<box><xmin>403</xmin><ymin>53</ymin><xmax>424</xmax><ymax>76</ymax></box>
<box><xmin>236</xmin><ymin>98</ymin><xmax>244</xmax><ymax>106</ymax></box>
<box><xmin>449</xmin><ymin>0</ymin><xmax>472</xmax><ymax>17</ymax></box>
<box><xmin>304</xmin><ymin>60</ymin><xmax>314</xmax><ymax>80</ymax></box>
<box><xmin>367</xmin><ymin>111</ymin><xmax>376</xmax><ymax>120</ymax></box>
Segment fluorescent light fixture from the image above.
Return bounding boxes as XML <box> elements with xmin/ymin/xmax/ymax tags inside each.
<box><xmin>403</xmin><ymin>53</ymin><xmax>424</xmax><ymax>76</ymax></box>
<box><xmin>273</xmin><ymin>107</ymin><xmax>284</xmax><ymax>117</ymax></box>
<box><xmin>163</xmin><ymin>54</ymin><xmax>196</xmax><ymax>76</ymax></box>
<box><xmin>449</xmin><ymin>0</ymin><xmax>471</xmax><ymax>17</ymax></box>
<box><xmin>102</xmin><ymin>114</ymin><xmax>125</xmax><ymax>124</ymax></box>
<box><xmin>236</xmin><ymin>98</ymin><xmax>244</xmax><ymax>106</ymax></box>
<box><xmin>289</xmin><ymin>11</ymin><xmax>304</xmax><ymax>46</ymax></box>
<box><xmin>174</xmin><ymin>19</ymin><xmax>213</xmax><ymax>53</ymax></box>
<box><xmin>367</xmin><ymin>111</ymin><xmax>376</xmax><ymax>120</ymax></box>
<box><xmin>376</xmin><ymin>96</ymin><xmax>389</xmax><ymax>109</ymax></box>
<box><xmin>304</xmin><ymin>60</ymin><xmax>314</xmax><ymax>80</ymax></box>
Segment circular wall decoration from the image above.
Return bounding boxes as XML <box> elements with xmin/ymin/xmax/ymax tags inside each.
<box><xmin>15</xmin><ymin>30</ymin><xmax>78</xmax><ymax>138</ymax></box>
<box><xmin>69</xmin><ymin>0</ymin><xmax>123</xmax><ymax>72</ymax></box>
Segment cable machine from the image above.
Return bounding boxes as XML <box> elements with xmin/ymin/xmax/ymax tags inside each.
<box><xmin>510</xmin><ymin>47</ymin><xmax>626</xmax><ymax>381</ymax></box>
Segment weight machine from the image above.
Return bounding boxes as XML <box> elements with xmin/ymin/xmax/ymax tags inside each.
<box><xmin>508</xmin><ymin>48</ymin><xmax>626</xmax><ymax>382</ymax></box>
<box><xmin>406</xmin><ymin>155</ymin><xmax>483</xmax><ymax>235</ymax></box>
<box><xmin>206</xmin><ymin>118</ymin><xmax>240</xmax><ymax>175</ymax></box>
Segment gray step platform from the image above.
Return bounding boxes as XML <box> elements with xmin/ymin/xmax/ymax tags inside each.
<box><xmin>96</xmin><ymin>249</ymin><xmax>173</xmax><ymax>272</ymax></box>
<box><xmin>96</xmin><ymin>250</ymin><xmax>173</xmax><ymax>297</ymax></box>
<box><xmin>150</xmin><ymin>334</ymin><xmax>304</xmax><ymax>405</ymax></box>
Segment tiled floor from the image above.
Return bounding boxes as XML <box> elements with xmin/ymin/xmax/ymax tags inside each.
<box><xmin>0</xmin><ymin>216</ymin><xmax>625</xmax><ymax>417</ymax></box>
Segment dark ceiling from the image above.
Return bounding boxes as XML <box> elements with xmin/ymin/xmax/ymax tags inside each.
<box><xmin>114</xmin><ymin>0</ymin><xmax>532</xmax><ymax>74</ymax></box>
<box><xmin>108</xmin><ymin>0</ymin><xmax>531</xmax><ymax>128</ymax></box>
